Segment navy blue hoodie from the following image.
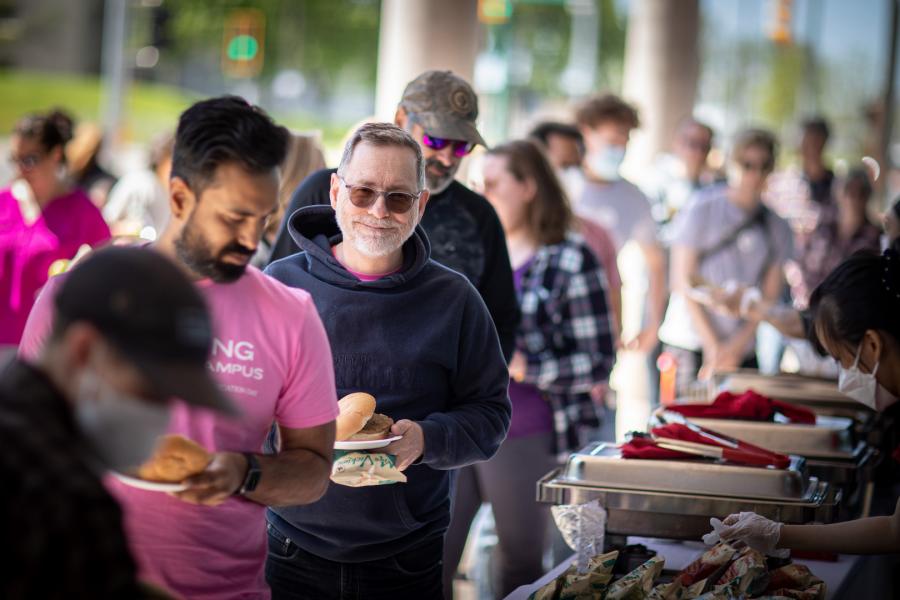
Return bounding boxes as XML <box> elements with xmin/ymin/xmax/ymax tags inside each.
<box><xmin>264</xmin><ymin>205</ymin><xmax>511</xmax><ymax>562</ymax></box>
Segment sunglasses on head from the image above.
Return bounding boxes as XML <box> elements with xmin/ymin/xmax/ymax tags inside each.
<box><xmin>339</xmin><ymin>177</ymin><xmax>420</xmax><ymax>213</ymax></box>
<box><xmin>422</xmin><ymin>133</ymin><xmax>474</xmax><ymax>158</ymax></box>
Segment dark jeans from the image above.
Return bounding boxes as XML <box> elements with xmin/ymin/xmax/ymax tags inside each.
<box><xmin>266</xmin><ymin>522</ymin><xmax>444</xmax><ymax>600</ymax></box>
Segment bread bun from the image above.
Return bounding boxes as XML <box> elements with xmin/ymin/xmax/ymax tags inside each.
<box><xmin>136</xmin><ymin>434</ymin><xmax>211</xmax><ymax>483</ymax></box>
<box><xmin>349</xmin><ymin>412</ymin><xmax>394</xmax><ymax>441</ymax></box>
<box><xmin>336</xmin><ymin>392</ymin><xmax>377</xmax><ymax>441</ymax></box>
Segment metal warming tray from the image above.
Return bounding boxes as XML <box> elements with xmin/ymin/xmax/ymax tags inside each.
<box><xmin>674</xmin><ymin>414</ymin><xmax>856</xmax><ymax>459</ymax></box>
<box><xmin>538</xmin><ymin>442</ymin><xmax>840</xmax><ymax>540</ymax></box>
<box><xmin>714</xmin><ymin>370</ymin><xmax>869</xmax><ymax>416</ymax></box>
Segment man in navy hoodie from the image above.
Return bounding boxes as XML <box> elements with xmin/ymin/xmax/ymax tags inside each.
<box><xmin>264</xmin><ymin>122</ymin><xmax>511</xmax><ymax>599</ymax></box>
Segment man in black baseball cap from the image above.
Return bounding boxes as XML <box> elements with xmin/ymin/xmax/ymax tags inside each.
<box><xmin>0</xmin><ymin>246</ymin><xmax>226</xmax><ymax>598</ymax></box>
<box><xmin>267</xmin><ymin>70</ymin><xmax>520</xmax><ymax>362</ymax></box>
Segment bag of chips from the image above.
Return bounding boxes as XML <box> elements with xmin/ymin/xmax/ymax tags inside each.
<box><xmin>330</xmin><ymin>451</ymin><xmax>407</xmax><ymax>487</ymax></box>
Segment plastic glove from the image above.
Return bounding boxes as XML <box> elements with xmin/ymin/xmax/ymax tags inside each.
<box><xmin>708</xmin><ymin>512</ymin><xmax>789</xmax><ymax>558</ymax></box>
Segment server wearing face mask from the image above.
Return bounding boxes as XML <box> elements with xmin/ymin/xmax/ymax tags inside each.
<box><xmin>0</xmin><ymin>246</ymin><xmax>235</xmax><ymax>598</ymax></box>
<box><xmin>706</xmin><ymin>240</ymin><xmax>900</xmax><ymax>557</ymax></box>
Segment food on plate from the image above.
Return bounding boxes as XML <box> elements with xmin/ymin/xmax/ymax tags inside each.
<box><xmin>136</xmin><ymin>434</ymin><xmax>211</xmax><ymax>483</ymax></box>
<box><xmin>335</xmin><ymin>392</ymin><xmax>394</xmax><ymax>441</ymax></box>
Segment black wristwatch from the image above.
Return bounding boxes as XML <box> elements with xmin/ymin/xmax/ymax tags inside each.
<box><xmin>238</xmin><ymin>452</ymin><xmax>262</xmax><ymax>495</ymax></box>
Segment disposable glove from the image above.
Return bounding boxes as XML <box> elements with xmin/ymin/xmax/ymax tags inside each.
<box><xmin>703</xmin><ymin>512</ymin><xmax>789</xmax><ymax>558</ymax></box>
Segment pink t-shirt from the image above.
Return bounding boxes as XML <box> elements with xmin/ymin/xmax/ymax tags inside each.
<box><xmin>19</xmin><ymin>263</ymin><xmax>339</xmax><ymax>600</ymax></box>
<box><xmin>331</xmin><ymin>245</ymin><xmax>400</xmax><ymax>281</ymax></box>
<box><xmin>0</xmin><ymin>186</ymin><xmax>110</xmax><ymax>345</ymax></box>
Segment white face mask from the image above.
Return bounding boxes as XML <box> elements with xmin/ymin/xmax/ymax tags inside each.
<box><xmin>75</xmin><ymin>369</ymin><xmax>171</xmax><ymax>472</ymax></box>
<box><xmin>586</xmin><ymin>146</ymin><xmax>626</xmax><ymax>181</ymax></box>
<box><xmin>838</xmin><ymin>342</ymin><xmax>881</xmax><ymax>410</ymax></box>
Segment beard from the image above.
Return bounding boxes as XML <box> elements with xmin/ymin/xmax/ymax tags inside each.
<box><xmin>174</xmin><ymin>214</ymin><xmax>254</xmax><ymax>283</ymax></box>
<box><xmin>425</xmin><ymin>157</ymin><xmax>458</xmax><ymax>194</ymax></box>
<box><xmin>335</xmin><ymin>196</ymin><xmax>418</xmax><ymax>258</ymax></box>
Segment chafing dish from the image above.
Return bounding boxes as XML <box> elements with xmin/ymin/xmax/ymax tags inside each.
<box><xmin>713</xmin><ymin>370</ymin><xmax>870</xmax><ymax>418</ymax></box>
<box><xmin>651</xmin><ymin>410</ymin><xmax>877</xmax><ymax>519</ymax></box>
<box><xmin>537</xmin><ymin>442</ymin><xmax>840</xmax><ymax>541</ymax></box>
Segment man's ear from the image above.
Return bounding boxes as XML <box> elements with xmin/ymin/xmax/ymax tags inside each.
<box><xmin>168</xmin><ymin>177</ymin><xmax>197</xmax><ymax>221</ymax></box>
<box><xmin>394</xmin><ymin>106</ymin><xmax>408</xmax><ymax>129</ymax></box>
<box><xmin>60</xmin><ymin>322</ymin><xmax>100</xmax><ymax>373</ymax></box>
<box><xmin>329</xmin><ymin>173</ymin><xmax>341</xmax><ymax>210</ymax></box>
<box><xmin>417</xmin><ymin>189</ymin><xmax>430</xmax><ymax>220</ymax></box>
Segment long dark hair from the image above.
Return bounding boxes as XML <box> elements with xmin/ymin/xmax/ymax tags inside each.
<box><xmin>487</xmin><ymin>139</ymin><xmax>573</xmax><ymax>246</ymax></box>
<box><xmin>809</xmin><ymin>239</ymin><xmax>900</xmax><ymax>354</ymax></box>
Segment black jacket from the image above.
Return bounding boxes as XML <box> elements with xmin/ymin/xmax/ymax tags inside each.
<box><xmin>268</xmin><ymin>168</ymin><xmax>519</xmax><ymax>360</ymax></box>
<box><xmin>264</xmin><ymin>205</ymin><xmax>511</xmax><ymax>562</ymax></box>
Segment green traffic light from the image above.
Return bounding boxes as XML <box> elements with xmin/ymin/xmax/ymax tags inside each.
<box><xmin>227</xmin><ymin>34</ymin><xmax>259</xmax><ymax>61</ymax></box>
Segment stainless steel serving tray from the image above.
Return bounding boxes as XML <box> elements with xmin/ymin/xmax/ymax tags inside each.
<box><xmin>676</xmin><ymin>415</ymin><xmax>857</xmax><ymax>459</ymax></box>
<box><xmin>537</xmin><ymin>442</ymin><xmax>840</xmax><ymax>539</ymax></box>
<box><xmin>714</xmin><ymin>370</ymin><xmax>863</xmax><ymax>410</ymax></box>
<box><xmin>557</xmin><ymin>442</ymin><xmax>810</xmax><ymax>501</ymax></box>
<box><xmin>537</xmin><ymin>468</ymin><xmax>839</xmax><ymax>539</ymax></box>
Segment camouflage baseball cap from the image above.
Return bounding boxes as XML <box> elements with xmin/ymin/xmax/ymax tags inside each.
<box><xmin>400</xmin><ymin>70</ymin><xmax>486</xmax><ymax>147</ymax></box>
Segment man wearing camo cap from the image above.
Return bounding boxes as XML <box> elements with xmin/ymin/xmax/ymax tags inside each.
<box><xmin>268</xmin><ymin>70</ymin><xmax>519</xmax><ymax>362</ymax></box>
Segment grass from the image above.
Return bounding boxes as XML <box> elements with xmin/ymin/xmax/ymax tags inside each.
<box><xmin>0</xmin><ymin>69</ymin><xmax>198</xmax><ymax>143</ymax></box>
<box><xmin>0</xmin><ymin>69</ymin><xmax>356</xmax><ymax>152</ymax></box>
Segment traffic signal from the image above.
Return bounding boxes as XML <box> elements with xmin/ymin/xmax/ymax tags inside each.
<box><xmin>769</xmin><ymin>0</ymin><xmax>792</xmax><ymax>45</ymax></box>
<box><xmin>478</xmin><ymin>0</ymin><xmax>512</xmax><ymax>25</ymax></box>
<box><xmin>222</xmin><ymin>9</ymin><xmax>265</xmax><ymax>78</ymax></box>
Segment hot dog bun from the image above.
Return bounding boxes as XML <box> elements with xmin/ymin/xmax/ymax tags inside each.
<box><xmin>336</xmin><ymin>392</ymin><xmax>377</xmax><ymax>441</ymax></box>
<box><xmin>136</xmin><ymin>434</ymin><xmax>212</xmax><ymax>483</ymax></box>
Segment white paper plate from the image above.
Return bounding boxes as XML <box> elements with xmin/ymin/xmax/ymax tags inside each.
<box><xmin>334</xmin><ymin>435</ymin><xmax>402</xmax><ymax>451</ymax></box>
<box><xmin>111</xmin><ymin>471</ymin><xmax>188</xmax><ymax>492</ymax></box>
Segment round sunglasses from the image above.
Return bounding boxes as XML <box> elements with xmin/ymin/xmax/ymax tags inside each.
<box><xmin>422</xmin><ymin>133</ymin><xmax>474</xmax><ymax>158</ymax></box>
<box><xmin>339</xmin><ymin>177</ymin><xmax>421</xmax><ymax>213</ymax></box>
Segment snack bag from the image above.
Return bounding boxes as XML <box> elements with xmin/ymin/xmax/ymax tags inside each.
<box><xmin>606</xmin><ymin>556</ymin><xmax>665</xmax><ymax>600</ymax></box>
<box><xmin>713</xmin><ymin>546</ymin><xmax>769</xmax><ymax>596</ymax></box>
<box><xmin>676</xmin><ymin>542</ymin><xmax>738</xmax><ymax>587</ymax></box>
<box><xmin>764</xmin><ymin>564</ymin><xmax>826</xmax><ymax>600</ymax></box>
<box><xmin>648</xmin><ymin>578</ymin><xmax>706</xmax><ymax>600</ymax></box>
<box><xmin>330</xmin><ymin>451</ymin><xmax>407</xmax><ymax>487</ymax></box>
<box><xmin>528</xmin><ymin>551</ymin><xmax>618</xmax><ymax>600</ymax></box>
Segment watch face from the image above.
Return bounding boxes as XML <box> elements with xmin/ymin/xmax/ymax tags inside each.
<box><xmin>241</xmin><ymin>454</ymin><xmax>262</xmax><ymax>494</ymax></box>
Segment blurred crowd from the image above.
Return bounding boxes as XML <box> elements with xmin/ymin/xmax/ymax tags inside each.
<box><xmin>2</xmin><ymin>69</ymin><xmax>900</xmax><ymax>600</ymax></box>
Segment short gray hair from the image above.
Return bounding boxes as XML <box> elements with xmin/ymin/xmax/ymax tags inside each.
<box><xmin>337</xmin><ymin>122</ymin><xmax>425</xmax><ymax>190</ymax></box>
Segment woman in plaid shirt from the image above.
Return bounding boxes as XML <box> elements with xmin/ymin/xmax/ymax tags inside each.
<box><xmin>443</xmin><ymin>140</ymin><xmax>615</xmax><ymax>598</ymax></box>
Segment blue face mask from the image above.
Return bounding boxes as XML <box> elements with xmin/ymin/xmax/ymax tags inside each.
<box><xmin>586</xmin><ymin>146</ymin><xmax>626</xmax><ymax>181</ymax></box>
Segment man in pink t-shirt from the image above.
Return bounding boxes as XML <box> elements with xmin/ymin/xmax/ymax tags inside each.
<box><xmin>20</xmin><ymin>97</ymin><xmax>338</xmax><ymax>600</ymax></box>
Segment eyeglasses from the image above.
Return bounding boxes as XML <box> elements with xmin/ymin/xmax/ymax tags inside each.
<box><xmin>740</xmin><ymin>160</ymin><xmax>771</xmax><ymax>173</ymax></box>
<box><xmin>339</xmin><ymin>177</ymin><xmax>421</xmax><ymax>213</ymax></box>
<box><xmin>8</xmin><ymin>153</ymin><xmax>44</xmax><ymax>171</ymax></box>
<box><xmin>422</xmin><ymin>133</ymin><xmax>474</xmax><ymax>158</ymax></box>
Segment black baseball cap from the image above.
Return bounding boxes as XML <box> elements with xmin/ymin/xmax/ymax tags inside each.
<box><xmin>54</xmin><ymin>246</ymin><xmax>238</xmax><ymax>415</ymax></box>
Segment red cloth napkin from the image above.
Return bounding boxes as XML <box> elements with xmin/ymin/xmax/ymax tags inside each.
<box><xmin>619</xmin><ymin>436</ymin><xmax>697</xmax><ymax>460</ymax></box>
<box><xmin>668</xmin><ymin>390</ymin><xmax>816</xmax><ymax>425</ymax></box>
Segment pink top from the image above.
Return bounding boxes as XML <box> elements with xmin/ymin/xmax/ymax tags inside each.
<box><xmin>0</xmin><ymin>186</ymin><xmax>110</xmax><ymax>344</ymax></box>
<box><xmin>331</xmin><ymin>245</ymin><xmax>400</xmax><ymax>281</ymax></box>
<box><xmin>19</xmin><ymin>264</ymin><xmax>339</xmax><ymax>600</ymax></box>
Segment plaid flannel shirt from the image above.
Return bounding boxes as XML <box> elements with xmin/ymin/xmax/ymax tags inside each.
<box><xmin>517</xmin><ymin>232</ymin><xmax>615</xmax><ymax>455</ymax></box>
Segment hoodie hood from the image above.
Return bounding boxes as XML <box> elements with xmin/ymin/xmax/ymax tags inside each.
<box><xmin>286</xmin><ymin>204</ymin><xmax>431</xmax><ymax>289</ymax></box>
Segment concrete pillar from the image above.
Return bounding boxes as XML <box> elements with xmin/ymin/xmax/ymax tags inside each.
<box><xmin>621</xmin><ymin>0</ymin><xmax>700</xmax><ymax>173</ymax></box>
<box><xmin>374</xmin><ymin>0</ymin><xmax>480</xmax><ymax>120</ymax></box>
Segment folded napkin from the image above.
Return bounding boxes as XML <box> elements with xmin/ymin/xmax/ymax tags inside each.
<box><xmin>668</xmin><ymin>389</ymin><xmax>816</xmax><ymax>424</ymax></box>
